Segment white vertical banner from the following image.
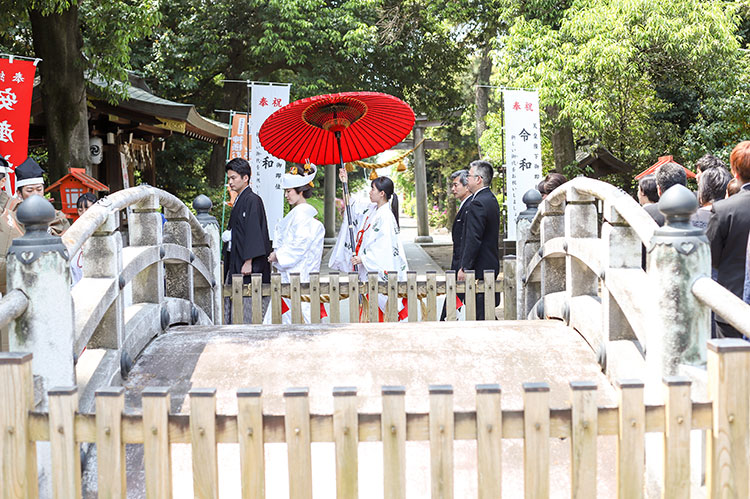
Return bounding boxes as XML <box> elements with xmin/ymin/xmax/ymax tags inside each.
<box><xmin>503</xmin><ymin>89</ymin><xmax>542</xmax><ymax>240</ymax></box>
<box><xmin>251</xmin><ymin>83</ymin><xmax>290</xmax><ymax>235</ymax></box>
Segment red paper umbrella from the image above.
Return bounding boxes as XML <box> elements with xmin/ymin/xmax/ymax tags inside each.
<box><xmin>258</xmin><ymin>91</ymin><xmax>415</xmax><ymax>165</ymax></box>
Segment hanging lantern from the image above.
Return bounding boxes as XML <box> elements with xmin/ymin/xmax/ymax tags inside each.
<box><xmin>369</xmin><ymin>168</ymin><xmax>378</xmax><ymax>180</ymax></box>
<box><xmin>396</xmin><ymin>160</ymin><xmax>406</xmax><ymax>172</ymax></box>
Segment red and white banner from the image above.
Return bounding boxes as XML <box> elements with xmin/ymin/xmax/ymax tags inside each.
<box><xmin>0</xmin><ymin>57</ymin><xmax>38</xmax><ymax>194</ymax></box>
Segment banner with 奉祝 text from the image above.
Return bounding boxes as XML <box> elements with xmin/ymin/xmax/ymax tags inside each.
<box><xmin>503</xmin><ymin>89</ymin><xmax>542</xmax><ymax>240</ymax></box>
<box><xmin>251</xmin><ymin>83</ymin><xmax>290</xmax><ymax>234</ymax></box>
<box><xmin>0</xmin><ymin>57</ymin><xmax>38</xmax><ymax>194</ymax></box>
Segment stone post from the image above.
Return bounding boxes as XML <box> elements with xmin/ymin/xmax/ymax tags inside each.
<box><xmin>84</xmin><ymin>211</ymin><xmax>125</xmax><ymax>350</ymax></box>
<box><xmin>163</xmin><ymin>204</ymin><xmax>193</xmax><ymax>302</ymax></box>
<box><xmin>540</xmin><ymin>195</ymin><xmax>566</xmax><ymax>303</ymax></box>
<box><xmin>129</xmin><ymin>193</ymin><xmax>164</xmax><ymax>305</ymax></box>
<box><xmin>516</xmin><ymin>189</ymin><xmax>541</xmax><ymax>319</ymax></box>
<box><xmin>7</xmin><ymin>195</ymin><xmax>75</xmax><ymax>399</ymax></box>
<box><xmin>324</xmin><ymin>163</ymin><xmax>336</xmax><ymax>243</ymax></box>
<box><xmin>503</xmin><ymin>255</ymin><xmax>516</xmax><ymax>320</ymax></box>
<box><xmin>193</xmin><ymin>195</ymin><xmax>221</xmax><ymax>323</ymax></box>
<box><xmin>646</xmin><ymin>184</ymin><xmax>711</xmax><ymax>378</ymax></box>
<box><xmin>601</xmin><ymin>198</ymin><xmax>639</xmax><ymax>342</ymax></box>
<box><xmin>413</xmin><ymin>126</ymin><xmax>433</xmax><ymax>243</ymax></box>
<box><xmin>564</xmin><ymin>187</ymin><xmax>599</xmax><ymax>299</ymax></box>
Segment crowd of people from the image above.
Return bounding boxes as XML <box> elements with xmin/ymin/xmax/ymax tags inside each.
<box><xmin>636</xmin><ymin>141</ymin><xmax>750</xmax><ymax>338</ymax></box>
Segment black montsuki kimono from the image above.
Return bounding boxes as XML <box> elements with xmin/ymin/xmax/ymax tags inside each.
<box><xmin>223</xmin><ymin>186</ymin><xmax>272</xmax><ymax>285</ymax></box>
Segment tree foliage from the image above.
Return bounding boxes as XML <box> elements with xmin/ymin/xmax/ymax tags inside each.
<box><xmin>484</xmin><ymin>0</ymin><xmax>745</xmax><ymax>185</ymax></box>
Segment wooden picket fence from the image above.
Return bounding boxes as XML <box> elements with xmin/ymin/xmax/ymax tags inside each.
<box><xmin>223</xmin><ymin>270</ymin><xmax>503</xmax><ymax>324</ymax></box>
<box><xmin>2</xmin><ymin>339</ymin><xmax>749</xmax><ymax>498</ymax></box>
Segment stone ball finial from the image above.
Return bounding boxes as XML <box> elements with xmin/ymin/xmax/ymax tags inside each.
<box><xmin>16</xmin><ymin>194</ymin><xmax>55</xmax><ymax>227</ymax></box>
<box><xmin>522</xmin><ymin>189</ymin><xmax>542</xmax><ymax>209</ymax></box>
<box><xmin>658</xmin><ymin>184</ymin><xmax>698</xmax><ymax>223</ymax></box>
<box><xmin>193</xmin><ymin>194</ymin><xmax>213</xmax><ymax>214</ymax></box>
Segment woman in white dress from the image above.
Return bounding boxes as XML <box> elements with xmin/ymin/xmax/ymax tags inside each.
<box><xmin>328</xmin><ymin>168</ymin><xmax>409</xmax><ymax>321</ymax></box>
<box><xmin>263</xmin><ymin>163</ymin><xmax>325</xmax><ymax>324</ymax></box>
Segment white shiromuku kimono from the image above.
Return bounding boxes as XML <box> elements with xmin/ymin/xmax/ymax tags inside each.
<box><xmin>328</xmin><ymin>199</ymin><xmax>409</xmax><ymax>320</ymax></box>
<box><xmin>263</xmin><ymin>203</ymin><xmax>325</xmax><ymax>324</ymax></box>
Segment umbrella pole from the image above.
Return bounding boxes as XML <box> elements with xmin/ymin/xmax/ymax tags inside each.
<box><xmin>335</xmin><ymin>131</ymin><xmax>359</xmax><ymax>271</ymax></box>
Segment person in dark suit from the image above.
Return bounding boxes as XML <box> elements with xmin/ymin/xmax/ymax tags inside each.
<box><xmin>644</xmin><ymin>162</ymin><xmax>687</xmax><ymax>227</ymax></box>
<box><xmin>706</xmin><ymin>140</ymin><xmax>750</xmax><ymax>338</ymax></box>
<box><xmin>458</xmin><ymin>160</ymin><xmax>500</xmax><ymax>320</ymax></box>
<box><xmin>440</xmin><ymin>169</ymin><xmax>471</xmax><ymax>320</ymax></box>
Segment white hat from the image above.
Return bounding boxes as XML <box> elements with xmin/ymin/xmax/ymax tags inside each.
<box><xmin>281</xmin><ymin>162</ymin><xmax>317</xmax><ymax>189</ymax></box>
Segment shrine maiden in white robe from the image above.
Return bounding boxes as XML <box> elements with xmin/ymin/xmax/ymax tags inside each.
<box><xmin>263</xmin><ymin>203</ymin><xmax>325</xmax><ymax>324</ymax></box>
<box><xmin>328</xmin><ymin>199</ymin><xmax>409</xmax><ymax>319</ymax></box>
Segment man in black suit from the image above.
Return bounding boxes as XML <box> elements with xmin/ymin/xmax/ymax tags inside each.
<box><xmin>644</xmin><ymin>162</ymin><xmax>687</xmax><ymax>227</ymax></box>
<box><xmin>458</xmin><ymin>160</ymin><xmax>500</xmax><ymax>320</ymax></box>
<box><xmin>706</xmin><ymin>141</ymin><xmax>750</xmax><ymax>338</ymax></box>
<box><xmin>440</xmin><ymin>169</ymin><xmax>471</xmax><ymax>320</ymax></box>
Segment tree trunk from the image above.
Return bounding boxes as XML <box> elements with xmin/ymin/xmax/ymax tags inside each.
<box><xmin>29</xmin><ymin>6</ymin><xmax>90</xmax><ymax>183</ymax></box>
<box><xmin>545</xmin><ymin>105</ymin><xmax>575</xmax><ymax>172</ymax></box>
<box><xmin>206</xmin><ymin>143</ymin><xmax>226</xmax><ymax>187</ymax></box>
<box><xmin>475</xmin><ymin>44</ymin><xmax>492</xmax><ymax>157</ymax></box>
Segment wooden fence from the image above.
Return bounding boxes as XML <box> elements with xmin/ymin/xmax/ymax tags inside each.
<box><xmin>2</xmin><ymin>339</ymin><xmax>748</xmax><ymax>498</ymax></box>
<box><xmin>223</xmin><ymin>269</ymin><xmax>505</xmax><ymax>324</ymax></box>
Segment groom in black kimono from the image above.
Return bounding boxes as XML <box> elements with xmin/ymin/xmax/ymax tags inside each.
<box><xmin>223</xmin><ymin>158</ymin><xmax>272</xmax><ymax>323</ymax></box>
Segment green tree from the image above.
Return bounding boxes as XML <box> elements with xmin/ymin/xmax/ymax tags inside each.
<box><xmin>485</xmin><ymin>0</ymin><xmax>743</xmax><ymax>184</ymax></box>
<box><xmin>0</xmin><ymin>0</ymin><xmax>160</xmax><ymax>181</ymax></box>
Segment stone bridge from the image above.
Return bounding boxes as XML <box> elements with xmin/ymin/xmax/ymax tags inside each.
<box><xmin>1</xmin><ymin>177</ymin><xmax>749</xmax><ymax>497</ymax></box>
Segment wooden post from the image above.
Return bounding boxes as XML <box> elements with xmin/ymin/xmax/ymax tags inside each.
<box><xmin>382</xmin><ymin>386</ymin><xmax>406</xmax><ymax>499</ymax></box>
<box><xmin>368</xmin><ymin>273</ymin><xmax>379</xmax><ymax>323</ymax></box>
<box><xmin>49</xmin><ymin>386</ymin><xmax>81</xmax><ymax>499</ymax></box>
<box><xmin>407</xmin><ymin>271</ymin><xmax>417</xmax><ymax>322</ymax></box>
<box><xmin>446</xmin><ymin>271</ymin><xmax>457</xmax><ymax>321</ymax></box>
<box><xmin>0</xmin><ymin>353</ymin><xmax>35</xmax><ymax>498</ymax></box>
<box><xmin>142</xmin><ymin>387</ymin><xmax>171</xmax><ymax>499</ymax></box>
<box><xmin>310</xmin><ymin>273</ymin><xmax>321</xmax><ymax>324</ymax></box>
<box><xmin>189</xmin><ymin>388</ymin><xmax>218</xmax><ymax>499</ymax></box>
<box><xmin>426</xmin><ymin>271</ymin><xmax>437</xmax><ymax>321</ymax></box>
<box><xmin>476</xmin><ymin>384</ymin><xmax>502</xmax><ymax>499</ymax></box>
<box><xmin>616</xmin><ymin>380</ymin><xmax>644</xmax><ymax>499</ymax></box>
<box><xmin>348</xmin><ymin>273</ymin><xmax>359</xmax><ymax>324</ymax></box>
<box><xmin>662</xmin><ymin>376</ymin><xmax>691</xmax><ymax>499</ymax></box>
<box><xmin>413</xmin><ymin>126</ymin><xmax>433</xmax><ymax>243</ymax></box>
<box><xmin>232</xmin><ymin>274</ymin><xmax>243</xmax><ymax>325</ymax></box>
<box><xmin>290</xmin><ymin>273</ymin><xmax>302</xmax><ymax>324</ymax></box>
<box><xmin>523</xmin><ymin>382</ymin><xmax>550</xmax><ymax>499</ymax></box>
<box><xmin>96</xmin><ymin>387</ymin><xmax>126</xmax><ymax>499</ymax></box>
<box><xmin>429</xmin><ymin>385</ymin><xmax>454</xmax><ymax>499</ymax></box>
<box><xmin>284</xmin><ymin>387</ymin><xmax>312</xmax><ymax>499</ymax></box>
<box><xmin>387</xmin><ymin>272</ymin><xmax>398</xmax><ymax>322</ymax></box>
<box><xmin>503</xmin><ymin>256</ymin><xmax>517</xmax><ymax>320</ymax></box>
<box><xmin>483</xmin><ymin>270</ymin><xmax>496</xmax><ymax>321</ymax></box>
<box><xmin>329</xmin><ymin>273</ymin><xmax>341</xmax><ymax>324</ymax></box>
<box><xmin>251</xmin><ymin>274</ymin><xmax>263</xmax><ymax>325</ymax></box>
<box><xmin>237</xmin><ymin>388</ymin><xmax>264</xmax><ymax>499</ymax></box>
<box><xmin>333</xmin><ymin>387</ymin><xmax>358</xmax><ymax>498</ymax></box>
<box><xmin>570</xmin><ymin>381</ymin><xmax>597</xmax><ymax>498</ymax></box>
<box><xmin>465</xmin><ymin>271</ymin><xmax>476</xmax><ymax>321</ymax></box>
<box><xmin>706</xmin><ymin>339</ymin><xmax>750</xmax><ymax>498</ymax></box>
<box><xmin>271</xmin><ymin>273</ymin><xmax>283</xmax><ymax>324</ymax></box>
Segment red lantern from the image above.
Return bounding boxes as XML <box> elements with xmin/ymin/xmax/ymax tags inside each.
<box><xmin>45</xmin><ymin>168</ymin><xmax>109</xmax><ymax>221</ymax></box>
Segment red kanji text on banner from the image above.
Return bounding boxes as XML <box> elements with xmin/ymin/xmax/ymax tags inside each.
<box><xmin>0</xmin><ymin>57</ymin><xmax>38</xmax><ymax>194</ymax></box>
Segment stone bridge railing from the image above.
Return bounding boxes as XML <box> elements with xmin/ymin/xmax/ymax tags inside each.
<box><xmin>512</xmin><ymin>177</ymin><xmax>750</xmax><ymax>385</ymax></box>
<box><xmin>0</xmin><ymin>187</ymin><xmax>221</xmax><ymax>410</ymax></box>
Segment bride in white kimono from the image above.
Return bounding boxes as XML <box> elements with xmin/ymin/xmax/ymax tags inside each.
<box><xmin>264</xmin><ymin>163</ymin><xmax>325</xmax><ymax>324</ymax></box>
<box><xmin>328</xmin><ymin>168</ymin><xmax>409</xmax><ymax>321</ymax></box>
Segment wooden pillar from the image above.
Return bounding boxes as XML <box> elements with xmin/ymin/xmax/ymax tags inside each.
<box><xmin>413</xmin><ymin>126</ymin><xmax>432</xmax><ymax>243</ymax></box>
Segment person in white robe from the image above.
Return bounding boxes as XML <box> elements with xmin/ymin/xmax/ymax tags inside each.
<box><xmin>264</xmin><ymin>163</ymin><xmax>325</xmax><ymax>324</ymax></box>
<box><xmin>329</xmin><ymin>169</ymin><xmax>409</xmax><ymax>321</ymax></box>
